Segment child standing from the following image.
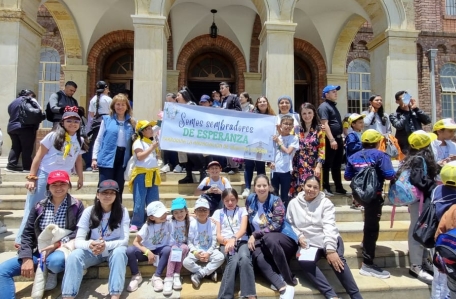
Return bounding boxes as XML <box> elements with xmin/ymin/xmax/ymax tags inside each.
<box><xmin>163</xmin><ymin>197</ymin><xmax>191</xmax><ymax>296</ymax></box>
<box><xmin>195</xmin><ymin>161</ymin><xmax>232</xmax><ymax>215</ymax></box>
<box><xmin>126</xmin><ymin>201</ymin><xmax>171</xmax><ymax>293</ymax></box>
<box><xmin>271</xmin><ymin>115</ymin><xmax>299</xmax><ymax>206</ymax></box>
<box><xmin>213</xmin><ymin>189</ymin><xmax>256</xmax><ymax>299</ymax></box>
<box><xmin>129</xmin><ymin>120</ymin><xmax>161</xmax><ymax>233</ymax></box>
<box><xmin>183</xmin><ymin>197</ymin><xmax>224</xmax><ymax>288</ymax></box>
<box><xmin>345</xmin><ymin>113</ymin><xmax>365</xmax><ymax>159</ymax></box>
<box><xmin>431</xmin><ymin>118</ymin><xmax>456</xmax><ymax>169</ymax></box>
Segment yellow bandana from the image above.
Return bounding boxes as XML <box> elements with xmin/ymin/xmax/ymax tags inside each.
<box><xmin>63</xmin><ymin>133</ymin><xmax>71</xmax><ymax>159</ymax></box>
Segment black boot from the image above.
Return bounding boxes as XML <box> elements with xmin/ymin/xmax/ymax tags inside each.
<box><xmin>199</xmin><ymin>170</ymin><xmax>207</xmax><ymax>183</ymax></box>
<box><xmin>178</xmin><ymin>176</ymin><xmax>193</xmax><ymax>184</ymax></box>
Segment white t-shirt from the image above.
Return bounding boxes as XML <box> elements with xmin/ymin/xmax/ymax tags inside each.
<box><xmin>273</xmin><ymin>134</ymin><xmax>299</xmax><ymax>173</ymax></box>
<box><xmin>40</xmin><ymin>131</ymin><xmax>83</xmax><ymax>174</ymax></box>
<box><xmin>88</xmin><ymin>94</ymin><xmax>112</xmax><ymax>115</ymax></box>
<box><xmin>197</xmin><ymin>177</ymin><xmax>232</xmax><ymax>190</ymax></box>
<box><xmin>168</xmin><ymin>215</ymin><xmax>187</xmax><ymax>245</ymax></box>
<box><xmin>252</xmin><ymin>202</ymin><xmax>267</xmax><ymax>232</ymax></box>
<box><xmin>137</xmin><ymin>221</ymin><xmax>171</xmax><ymax>250</ymax></box>
<box><xmin>212</xmin><ymin>207</ymin><xmax>248</xmax><ymax>241</ymax></box>
<box><xmin>75</xmin><ymin>206</ymin><xmax>130</xmax><ymax>252</ymax></box>
<box><xmin>133</xmin><ymin>139</ymin><xmax>158</xmax><ymax>168</ymax></box>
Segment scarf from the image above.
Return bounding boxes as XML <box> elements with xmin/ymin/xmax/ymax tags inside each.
<box><xmin>63</xmin><ymin>133</ymin><xmax>71</xmax><ymax>159</ymax></box>
<box><xmin>128</xmin><ymin>136</ymin><xmax>161</xmax><ymax>191</ymax></box>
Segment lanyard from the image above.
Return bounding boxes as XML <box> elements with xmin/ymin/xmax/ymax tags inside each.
<box><xmin>101</xmin><ymin>222</ymin><xmax>109</xmax><ymax>238</ymax></box>
<box><xmin>223</xmin><ymin>207</ymin><xmax>238</xmax><ymax>235</ymax></box>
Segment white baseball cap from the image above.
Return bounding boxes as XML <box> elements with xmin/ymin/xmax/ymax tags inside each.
<box><xmin>194</xmin><ymin>196</ymin><xmax>210</xmax><ymax>210</ymax></box>
<box><xmin>146</xmin><ymin>201</ymin><xmax>168</xmax><ymax>217</ymax></box>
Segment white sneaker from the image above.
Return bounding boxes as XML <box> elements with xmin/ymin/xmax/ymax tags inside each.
<box><xmin>160</xmin><ymin>164</ymin><xmax>170</xmax><ymax>173</ymax></box>
<box><xmin>173</xmin><ymin>273</ymin><xmax>182</xmax><ymax>290</ymax></box>
<box><xmin>409</xmin><ymin>264</ymin><xmax>433</xmax><ymax>285</ymax></box>
<box><xmin>242</xmin><ymin>188</ymin><xmax>250</xmax><ymax>198</ymax></box>
<box><xmin>127</xmin><ymin>273</ymin><xmax>143</xmax><ymax>292</ymax></box>
<box><xmin>44</xmin><ymin>272</ymin><xmax>58</xmax><ymax>291</ymax></box>
<box><xmin>173</xmin><ymin>165</ymin><xmax>183</xmax><ymax>173</ymax></box>
<box><xmin>163</xmin><ymin>277</ymin><xmax>174</xmax><ymax>296</ymax></box>
<box><xmin>324</xmin><ymin>189</ymin><xmax>334</xmax><ymax>197</ymax></box>
<box><xmin>279</xmin><ymin>285</ymin><xmax>295</xmax><ymax>299</ymax></box>
<box><xmin>0</xmin><ymin>224</ymin><xmax>7</xmax><ymax>234</ymax></box>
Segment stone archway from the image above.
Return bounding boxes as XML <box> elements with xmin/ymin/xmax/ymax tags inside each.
<box><xmin>86</xmin><ymin>30</ymin><xmax>134</xmax><ymax>102</ymax></box>
<box><xmin>42</xmin><ymin>0</ymin><xmax>82</xmax><ymax>63</ymax></box>
<box><xmin>294</xmin><ymin>38</ymin><xmax>327</xmax><ymax>104</ymax></box>
<box><xmin>176</xmin><ymin>35</ymin><xmax>247</xmax><ymax>93</ymax></box>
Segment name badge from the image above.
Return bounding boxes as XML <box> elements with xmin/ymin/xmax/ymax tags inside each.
<box><xmin>153</xmin><ymin>254</ymin><xmax>160</xmax><ymax>266</ymax></box>
<box><xmin>170</xmin><ymin>248</ymin><xmax>183</xmax><ymax>262</ymax></box>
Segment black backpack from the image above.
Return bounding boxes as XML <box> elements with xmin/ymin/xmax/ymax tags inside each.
<box><xmin>45</xmin><ymin>92</ymin><xmax>63</xmax><ymax>122</ymax></box>
<box><xmin>349</xmin><ymin>151</ymin><xmax>380</xmax><ymax>206</ymax></box>
<box><xmin>19</xmin><ymin>97</ymin><xmax>44</xmax><ymax>126</ymax></box>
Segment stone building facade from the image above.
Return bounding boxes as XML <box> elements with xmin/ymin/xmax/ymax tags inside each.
<box><xmin>0</xmin><ymin>0</ymin><xmax>454</xmax><ymax>149</ymax></box>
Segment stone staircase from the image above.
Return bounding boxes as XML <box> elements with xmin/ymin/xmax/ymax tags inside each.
<box><xmin>0</xmin><ymin>166</ymin><xmax>432</xmax><ymax>298</ymax></box>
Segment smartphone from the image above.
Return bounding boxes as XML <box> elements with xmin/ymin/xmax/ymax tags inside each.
<box><xmin>402</xmin><ymin>93</ymin><xmax>411</xmax><ymax>105</ymax></box>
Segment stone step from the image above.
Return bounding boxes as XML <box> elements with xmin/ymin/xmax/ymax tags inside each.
<box><xmin>12</xmin><ymin>267</ymin><xmax>430</xmax><ymax>299</ymax></box>
<box><xmin>0</xmin><ymin>205</ymin><xmax>411</xmax><ymax>228</ymax></box>
<box><xmin>0</xmin><ymin>220</ymin><xmax>410</xmax><ymax>252</ymax></box>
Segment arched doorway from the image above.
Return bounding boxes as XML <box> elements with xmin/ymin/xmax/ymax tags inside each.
<box><xmin>103</xmin><ymin>49</ymin><xmax>134</xmax><ymax>99</ymax></box>
<box><xmin>294</xmin><ymin>56</ymin><xmax>313</xmax><ymax>109</ymax></box>
<box><xmin>187</xmin><ymin>53</ymin><xmax>235</xmax><ymax>103</ymax></box>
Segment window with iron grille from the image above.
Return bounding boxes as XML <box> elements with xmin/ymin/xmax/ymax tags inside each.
<box><xmin>37</xmin><ymin>48</ymin><xmax>61</xmax><ymax>128</ymax></box>
<box><xmin>440</xmin><ymin>63</ymin><xmax>456</xmax><ymax>118</ymax></box>
<box><xmin>446</xmin><ymin>0</ymin><xmax>456</xmax><ymax>15</ymax></box>
<box><xmin>347</xmin><ymin>59</ymin><xmax>371</xmax><ymax>114</ymax></box>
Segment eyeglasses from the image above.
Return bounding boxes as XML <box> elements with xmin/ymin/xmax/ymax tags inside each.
<box><xmin>195</xmin><ymin>208</ymin><xmax>209</xmax><ymax>213</ymax></box>
<box><xmin>64</xmin><ymin>119</ymin><xmax>81</xmax><ymax>124</ymax></box>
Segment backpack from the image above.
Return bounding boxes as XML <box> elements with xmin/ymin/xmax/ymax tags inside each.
<box><xmin>413</xmin><ymin>185</ymin><xmax>456</xmax><ymax>248</ymax></box>
<box><xmin>19</xmin><ymin>97</ymin><xmax>44</xmax><ymax>126</ymax></box>
<box><xmin>349</xmin><ymin>151</ymin><xmax>380</xmax><ymax>206</ymax></box>
<box><xmin>434</xmin><ymin>227</ymin><xmax>456</xmax><ymax>280</ymax></box>
<box><xmin>45</xmin><ymin>92</ymin><xmax>62</xmax><ymax>122</ymax></box>
<box><xmin>387</xmin><ymin>156</ymin><xmax>426</xmax><ymax>227</ymax></box>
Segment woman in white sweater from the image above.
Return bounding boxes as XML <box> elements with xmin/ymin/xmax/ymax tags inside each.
<box><xmin>286</xmin><ymin>176</ymin><xmax>362</xmax><ymax>299</ymax></box>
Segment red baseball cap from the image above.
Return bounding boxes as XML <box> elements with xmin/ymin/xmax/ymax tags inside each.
<box><xmin>47</xmin><ymin>170</ymin><xmax>70</xmax><ymax>185</ymax></box>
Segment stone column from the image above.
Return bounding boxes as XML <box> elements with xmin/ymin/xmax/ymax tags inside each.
<box><xmin>166</xmin><ymin>70</ymin><xmax>180</xmax><ymax>96</ymax></box>
<box><xmin>131</xmin><ymin>15</ymin><xmax>169</xmax><ymax>120</ymax></box>
<box><xmin>259</xmin><ymin>22</ymin><xmax>296</xmax><ymax>105</ymax></box>
<box><xmin>326</xmin><ymin>73</ymin><xmax>349</xmax><ymax>116</ymax></box>
<box><xmin>367</xmin><ymin>30</ymin><xmax>420</xmax><ymax>114</ymax></box>
<box><xmin>62</xmin><ymin>65</ymin><xmax>89</xmax><ymax>108</ymax></box>
<box><xmin>0</xmin><ymin>6</ymin><xmax>45</xmax><ymax>151</ymax></box>
<box><xmin>244</xmin><ymin>72</ymin><xmax>262</xmax><ymax>103</ymax></box>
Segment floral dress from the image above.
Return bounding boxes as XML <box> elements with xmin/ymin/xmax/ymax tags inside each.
<box><xmin>289</xmin><ymin>127</ymin><xmax>325</xmax><ymax>197</ymax></box>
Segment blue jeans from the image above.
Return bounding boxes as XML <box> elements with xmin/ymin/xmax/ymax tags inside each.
<box><xmin>131</xmin><ymin>173</ymin><xmax>159</xmax><ymax>227</ymax></box>
<box><xmin>126</xmin><ymin>245</ymin><xmax>171</xmax><ymax>277</ymax></box>
<box><xmin>99</xmin><ymin>147</ymin><xmax>127</xmax><ymax>198</ymax></box>
<box><xmin>244</xmin><ymin>160</ymin><xmax>266</xmax><ymax>189</ymax></box>
<box><xmin>271</xmin><ymin>171</ymin><xmax>292</xmax><ymax>206</ymax></box>
<box><xmin>16</xmin><ymin>169</ymin><xmax>49</xmax><ymax>244</ymax></box>
<box><xmin>61</xmin><ymin>247</ymin><xmax>127</xmax><ymax>297</ymax></box>
<box><xmin>218</xmin><ymin>242</ymin><xmax>256</xmax><ymax>299</ymax></box>
<box><xmin>0</xmin><ymin>250</ymin><xmax>65</xmax><ymax>299</ymax></box>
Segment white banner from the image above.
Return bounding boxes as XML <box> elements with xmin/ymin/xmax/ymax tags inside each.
<box><xmin>159</xmin><ymin>103</ymin><xmax>276</xmax><ymax>162</ymax></box>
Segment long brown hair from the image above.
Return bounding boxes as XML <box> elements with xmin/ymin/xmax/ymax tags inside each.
<box><xmin>254</xmin><ymin>96</ymin><xmax>276</xmax><ymax>115</ymax></box>
<box><xmin>110</xmin><ymin>94</ymin><xmax>132</xmax><ymax>117</ymax></box>
<box><xmin>172</xmin><ymin>207</ymin><xmax>190</xmax><ymax>240</ymax></box>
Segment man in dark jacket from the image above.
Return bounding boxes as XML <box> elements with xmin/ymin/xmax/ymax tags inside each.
<box><xmin>389</xmin><ymin>91</ymin><xmax>431</xmax><ymax>154</ymax></box>
<box><xmin>48</xmin><ymin>81</ymin><xmax>79</xmax><ymax>125</ymax></box>
<box><xmin>7</xmin><ymin>90</ymin><xmax>41</xmax><ymax>172</ymax></box>
<box><xmin>219</xmin><ymin>81</ymin><xmax>241</xmax><ymax>111</ymax></box>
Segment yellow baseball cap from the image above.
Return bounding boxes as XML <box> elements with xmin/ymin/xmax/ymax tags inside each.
<box><xmin>348</xmin><ymin>113</ymin><xmax>366</xmax><ymax>126</ymax></box>
<box><xmin>361</xmin><ymin>129</ymin><xmax>383</xmax><ymax>143</ymax></box>
<box><xmin>408</xmin><ymin>130</ymin><xmax>434</xmax><ymax>150</ymax></box>
<box><xmin>433</xmin><ymin>118</ymin><xmax>456</xmax><ymax>132</ymax></box>
<box><xmin>135</xmin><ymin>120</ymin><xmax>157</xmax><ymax>133</ymax></box>
<box><xmin>440</xmin><ymin>161</ymin><xmax>456</xmax><ymax>186</ymax></box>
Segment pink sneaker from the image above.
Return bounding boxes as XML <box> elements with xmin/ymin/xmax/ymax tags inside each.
<box><xmin>129</xmin><ymin>225</ymin><xmax>138</xmax><ymax>233</ymax></box>
<box><xmin>152</xmin><ymin>275</ymin><xmax>164</xmax><ymax>292</ymax></box>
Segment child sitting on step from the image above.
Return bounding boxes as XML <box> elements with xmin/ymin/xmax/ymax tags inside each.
<box><xmin>195</xmin><ymin>160</ymin><xmax>232</xmax><ymax>216</ymax></box>
<box><xmin>183</xmin><ymin>197</ymin><xmax>224</xmax><ymax>288</ymax></box>
<box><xmin>162</xmin><ymin>197</ymin><xmax>191</xmax><ymax>296</ymax></box>
<box><xmin>126</xmin><ymin>201</ymin><xmax>172</xmax><ymax>293</ymax></box>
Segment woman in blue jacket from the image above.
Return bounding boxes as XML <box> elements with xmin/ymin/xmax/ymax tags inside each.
<box><xmin>246</xmin><ymin>174</ymin><xmax>298</xmax><ymax>299</ymax></box>
<box><xmin>92</xmin><ymin>94</ymin><xmax>134</xmax><ymax>197</ymax></box>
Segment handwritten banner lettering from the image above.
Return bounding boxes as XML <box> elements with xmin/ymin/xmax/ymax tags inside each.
<box><xmin>159</xmin><ymin>103</ymin><xmax>275</xmax><ymax>162</ymax></box>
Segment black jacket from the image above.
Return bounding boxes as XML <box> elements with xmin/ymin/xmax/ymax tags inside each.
<box><xmin>18</xmin><ymin>194</ymin><xmax>84</xmax><ymax>261</ymax></box>
<box><xmin>389</xmin><ymin>106</ymin><xmax>431</xmax><ymax>148</ymax></box>
<box><xmin>221</xmin><ymin>94</ymin><xmax>241</xmax><ymax>111</ymax></box>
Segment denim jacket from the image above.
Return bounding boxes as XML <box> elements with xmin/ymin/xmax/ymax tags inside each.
<box><xmin>245</xmin><ymin>193</ymin><xmax>298</xmax><ymax>243</ymax></box>
<box><xmin>97</xmin><ymin>114</ymin><xmax>133</xmax><ymax>168</ymax></box>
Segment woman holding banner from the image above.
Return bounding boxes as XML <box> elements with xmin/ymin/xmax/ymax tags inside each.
<box><xmin>289</xmin><ymin>103</ymin><xmax>325</xmax><ymax>198</ymax></box>
<box><xmin>242</xmin><ymin>96</ymin><xmax>276</xmax><ymax>198</ymax></box>
<box><xmin>176</xmin><ymin>87</ymin><xmax>209</xmax><ymax>184</ymax></box>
